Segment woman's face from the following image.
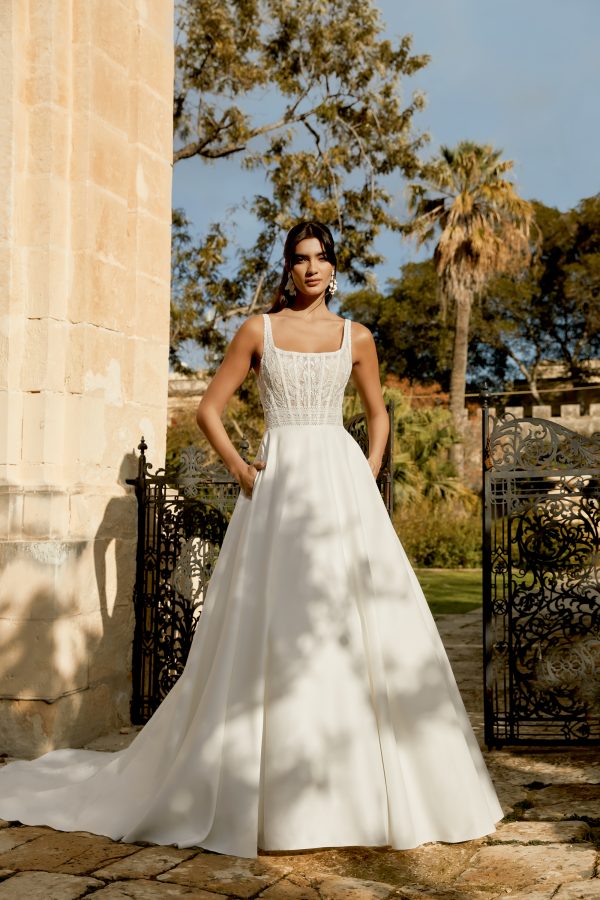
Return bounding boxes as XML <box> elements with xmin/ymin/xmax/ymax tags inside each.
<box><xmin>289</xmin><ymin>237</ymin><xmax>334</xmax><ymax>299</ymax></box>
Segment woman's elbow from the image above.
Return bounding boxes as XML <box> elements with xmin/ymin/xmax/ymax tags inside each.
<box><xmin>195</xmin><ymin>398</ymin><xmax>210</xmax><ymax>430</ymax></box>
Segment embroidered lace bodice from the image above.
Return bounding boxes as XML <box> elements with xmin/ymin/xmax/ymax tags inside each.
<box><xmin>256</xmin><ymin>313</ymin><xmax>352</xmax><ymax>428</ymax></box>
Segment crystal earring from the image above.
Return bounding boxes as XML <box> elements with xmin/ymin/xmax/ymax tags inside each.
<box><xmin>285</xmin><ymin>274</ymin><xmax>296</xmax><ymax>297</ymax></box>
<box><xmin>329</xmin><ymin>272</ymin><xmax>338</xmax><ymax>296</ymax></box>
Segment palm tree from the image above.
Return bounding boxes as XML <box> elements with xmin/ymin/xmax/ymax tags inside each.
<box><xmin>403</xmin><ymin>141</ymin><xmax>535</xmax><ymax>476</ymax></box>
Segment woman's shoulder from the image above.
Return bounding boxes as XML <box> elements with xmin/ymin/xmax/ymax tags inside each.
<box><xmin>347</xmin><ymin>318</ymin><xmax>374</xmax><ymax>345</ymax></box>
<box><xmin>238</xmin><ymin>314</ymin><xmax>265</xmax><ymax>334</ymax></box>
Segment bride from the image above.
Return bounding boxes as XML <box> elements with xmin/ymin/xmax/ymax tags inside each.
<box><xmin>0</xmin><ymin>221</ymin><xmax>503</xmax><ymax>858</ymax></box>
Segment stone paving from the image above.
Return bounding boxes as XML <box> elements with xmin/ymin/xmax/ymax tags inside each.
<box><xmin>0</xmin><ymin>609</ymin><xmax>598</xmax><ymax>899</ymax></box>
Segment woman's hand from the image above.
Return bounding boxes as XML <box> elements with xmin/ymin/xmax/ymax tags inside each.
<box><xmin>367</xmin><ymin>456</ymin><xmax>382</xmax><ymax>479</ymax></box>
<box><xmin>237</xmin><ymin>461</ymin><xmax>267</xmax><ymax>498</ymax></box>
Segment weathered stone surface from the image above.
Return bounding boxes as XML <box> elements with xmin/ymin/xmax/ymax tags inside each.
<box><xmin>399</xmin><ymin>888</ymin><xmax>495</xmax><ymax>900</ymax></box>
<box><xmin>485</xmin><ymin>749</ymin><xmax>600</xmax><ymax>787</ymax></box>
<box><xmin>89</xmin><ymin>879</ymin><xmax>226</xmax><ymax>898</ymax></box>
<box><xmin>315</xmin><ymin>874</ymin><xmax>396</xmax><ymax>899</ymax></box>
<box><xmin>0</xmin><ymin>830</ymin><xmax>136</xmax><ymax>873</ymax></box>
<box><xmin>456</xmin><ymin>844</ymin><xmax>596</xmax><ymax>889</ymax></box>
<box><xmin>522</xmin><ymin>785</ymin><xmax>600</xmax><ymax>822</ymax></box>
<box><xmin>260</xmin><ymin>873</ymin><xmax>321</xmax><ymax>899</ymax></box>
<box><xmin>158</xmin><ymin>854</ymin><xmax>292</xmax><ymax>897</ymax></box>
<box><xmin>492</xmin><ymin>781</ymin><xmax>529</xmax><ymax>815</ymax></box>
<box><xmin>489</xmin><ymin>890</ymin><xmax>556</xmax><ymax>900</ymax></box>
<box><xmin>554</xmin><ymin>883</ymin><xmax>600</xmax><ymax>899</ymax></box>
<box><xmin>0</xmin><ymin>827</ymin><xmax>50</xmax><ymax>854</ymax></box>
<box><xmin>490</xmin><ymin>820</ymin><xmax>591</xmax><ymax>844</ymax></box>
<box><xmin>0</xmin><ymin>870</ymin><xmax>102</xmax><ymax>899</ymax></box>
<box><xmin>0</xmin><ymin>0</ymin><xmax>173</xmax><ymax>757</ymax></box>
<box><xmin>93</xmin><ymin>846</ymin><xmax>197</xmax><ymax>880</ymax></box>
<box><xmin>52</xmin><ymin>834</ymin><xmax>141</xmax><ymax>875</ymax></box>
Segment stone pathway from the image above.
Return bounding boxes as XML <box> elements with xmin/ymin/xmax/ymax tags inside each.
<box><xmin>1</xmin><ymin>609</ymin><xmax>598</xmax><ymax>899</ymax></box>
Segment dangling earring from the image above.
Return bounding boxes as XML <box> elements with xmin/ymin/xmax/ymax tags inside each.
<box><xmin>329</xmin><ymin>271</ymin><xmax>338</xmax><ymax>296</ymax></box>
<box><xmin>285</xmin><ymin>274</ymin><xmax>296</xmax><ymax>297</ymax></box>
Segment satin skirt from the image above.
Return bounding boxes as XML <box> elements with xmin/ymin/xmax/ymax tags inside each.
<box><xmin>0</xmin><ymin>424</ymin><xmax>503</xmax><ymax>858</ymax></box>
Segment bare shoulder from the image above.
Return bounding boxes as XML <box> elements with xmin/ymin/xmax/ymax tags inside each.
<box><xmin>238</xmin><ymin>313</ymin><xmax>264</xmax><ymax>334</ymax></box>
<box><xmin>232</xmin><ymin>313</ymin><xmax>264</xmax><ymax>346</ymax></box>
<box><xmin>349</xmin><ymin>319</ymin><xmax>375</xmax><ymax>348</ymax></box>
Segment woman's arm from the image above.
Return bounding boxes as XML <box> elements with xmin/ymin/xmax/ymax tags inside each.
<box><xmin>196</xmin><ymin>316</ymin><xmax>265</xmax><ymax>497</ymax></box>
<box><xmin>349</xmin><ymin>322</ymin><xmax>390</xmax><ymax>479</ymax></box>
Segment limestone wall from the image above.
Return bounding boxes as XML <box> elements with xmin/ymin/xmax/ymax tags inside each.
<box><xmin>0</xmin><ymin>1</ymin><xmax>174</xmax><ymax>756</ymax></box>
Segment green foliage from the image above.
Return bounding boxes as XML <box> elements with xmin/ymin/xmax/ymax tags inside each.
<box><xmin>402</xmin><ymin>141</ymin><xmax>535</xmax><ymax>449</ymax></box>
<box><xmin>340</xmin><ymin>193</ymin><xmax>600</xmax><ymax>399</ymax></box>
<box><xmin>340</xmin><ymin>259</ymin><xmax>452</xmax><ymax>386</ymax></box>
<box><xmin>394</xmin><ymin>497</ymin><xmax>482</xmax><ymax>568</ymax></box>
<box><xmin>478</xmin><ymin>194</ymin><xmax>600</xmax><ymax>395</ymax></box>
<box><xmin>172</xmin><ymin>0</ymin><xmax>431</xmax><ymax>365</ymax></box>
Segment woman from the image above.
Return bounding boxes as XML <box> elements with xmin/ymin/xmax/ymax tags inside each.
<box><xmin>0</xmin><ymin>221</ymin><xmax>503</xmax><ymax>858</ymax></box>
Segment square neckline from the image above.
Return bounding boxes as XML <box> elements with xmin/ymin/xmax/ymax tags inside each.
<box><xmin>264</xmin><ymin>313</ymin><xmax>347</xmax><ymax>356</ymax></box>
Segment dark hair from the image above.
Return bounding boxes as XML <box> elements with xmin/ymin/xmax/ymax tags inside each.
<box><xmin>267</xmin><ymin>221</ymin><xmax>337</xmax><ymax>313</ymax></box>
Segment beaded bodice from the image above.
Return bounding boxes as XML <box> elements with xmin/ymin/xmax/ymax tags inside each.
<box><xmin>256</xmin><ymin>313</ymin><xmax>352</xmax><ymax>429</ymax></box>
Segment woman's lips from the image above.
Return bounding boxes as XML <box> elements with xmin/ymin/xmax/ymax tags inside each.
<box><xmin>305</xmin><ymin>279</ymin><xmax>321</xmax><ymax>286</ymax></box>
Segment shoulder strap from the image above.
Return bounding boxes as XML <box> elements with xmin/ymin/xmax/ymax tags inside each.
<box><xmin>262</xmin><ymin>313</ymin><xmax>273</xmax><ymax>350</ymax></box>
<box><xmin>343</xmin><ymin>317</ymin><xmax>351</xmax><ymax>354</ymax></box>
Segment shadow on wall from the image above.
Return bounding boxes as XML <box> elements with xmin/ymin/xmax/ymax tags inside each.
<box><xmin>0</xmin><ymin>452</ymin><xmax>139</xmax><ymax>759</ymax></box>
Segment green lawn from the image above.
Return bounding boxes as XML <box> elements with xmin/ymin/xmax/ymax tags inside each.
<box><xmin>414</xmin><ymin>568</ymin><xmax>483</xmax><ymax>616</ymax></box>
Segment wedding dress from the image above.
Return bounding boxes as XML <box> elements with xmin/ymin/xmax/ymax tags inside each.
<box><xmin>0</xmin><ymin>313</ymin><xmax>503</xmax><ymax>858</ymax></box>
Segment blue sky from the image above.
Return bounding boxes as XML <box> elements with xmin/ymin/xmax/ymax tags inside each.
<box><xmin>172</xmin><ymin>0</ymin><xmax>600</xmax><ymax>290</ymax></box>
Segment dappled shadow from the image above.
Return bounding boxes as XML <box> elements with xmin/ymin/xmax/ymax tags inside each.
<box><xmin>0</xmin><ymin>428</ymin><xmax>501</xmax><ymax>857</ymax></box>
<box><xmin>0</xmin><ymin>453</ymin><xmax>138</xmax><ymax>759</ymax></box>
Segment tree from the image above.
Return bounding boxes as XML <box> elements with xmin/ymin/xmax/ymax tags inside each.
<box><xmin>171</xmin><ymin>0</ymin><xmax>431</xmax><ymax>367</ymax></box>
<box><xmin>478</xmin><ymin>195</ymin><xmax>600</xmax><ymax>399</ymax></box>
<box><xmin>341</xmin><ymin>260</ymin><xmax>453</xmax><ymax>386</ymax></box>
<box><xmin>403</xmin><ymin>141</ymin><xmax>535</xmax><ymax>475</ymax></box>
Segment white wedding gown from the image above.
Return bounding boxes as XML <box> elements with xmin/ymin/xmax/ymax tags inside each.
<box><xmin>0</xmin><ymin>313</ymin><xmax>503</xmax><ymax>857</ymax></box>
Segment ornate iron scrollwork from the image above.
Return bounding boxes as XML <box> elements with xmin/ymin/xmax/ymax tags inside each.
<box><xmin>482</xmin><ymin>401</ymin><xmax>600</xmax><ymax>747</ymax></box>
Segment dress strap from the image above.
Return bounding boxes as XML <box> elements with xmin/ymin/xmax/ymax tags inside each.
<box><xmin>262</xmin><ymin>313</ymin><xmax>273</xmax><ymax>353</ymax></box>
<box><xmin>343</xmin><ymin>317</ymin><xmax>352</xmax><ymax>356</ymax></box>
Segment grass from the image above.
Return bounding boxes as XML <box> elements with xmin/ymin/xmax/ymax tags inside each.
<box><xmin>415</xmin><ymin>568</ymin><xmax>483</xmax><ymax>616</ymax></box>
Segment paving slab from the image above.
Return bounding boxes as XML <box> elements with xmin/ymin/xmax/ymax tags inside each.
<box><xmin>0</xmin><ymin>829</ymin><xmax>138</xmax><ymax>873</ymax></box>
<box><xmin>0</xmin><ymin>826</ymin><xmax>51</xmax><ymax>854</ymax></box>
<box><xmin>314</xmin><ymin>874</ymin><xmax>397</xmax><ymax>899</ymax></box>
<box><xmin>90</xmin><ymin>879</ymin><xmax>229</xmax><ymax>898</ymax></box>
<box><xmin>259</xmin><ymin>873</ymin><xmax>321</xmax><ymax>899</ymax></box>
<box><xmin>522</xmin><ymin>784</ymin><xmax>600</xmax><ymax>822</ymax></box>
<box><xmin>455</xmin><ymin>843</ymin><xmax>597</xmax><ymax>890</ymax></box>
<box><xmin>486</xmin><ymin>749</ymin><xmax>600</xmax><ymax>786</ymax></box>
<box><xmin>0</xmin><ymin>870</ymin><xmax>102</xmax><ymax>898</ymax></box>
<box><xmin>158</xmin><ymin>854</ymin><xmax>292</xmax><ymax>897</ymax></box>
<box><xmin>488</xmin><ymin>889</ymin><xmax>556</xmax><ymax>900</ymax></box>
<box><xmin>53</xmin><ymin>833</ymin><xmax>141</xmax><ymax>874</ymax></box>
<box><xmin>553</xmin><ymin>883</ymin><xmax>600</xmax><ymax>899</ymax></box>
<box><xmin>93</xmin><ymin>845</ymin><xmax>198</xmax><ymax>880</ymax></box>
<box><xmin>489</xmin><ymin>820</ymin><xmax>592</xmax><ymax>843</ymax></box>
<box><xmin>399</xmin><ymin>889</ymin><xmax>495</xmax><ymax>900</ymax></box>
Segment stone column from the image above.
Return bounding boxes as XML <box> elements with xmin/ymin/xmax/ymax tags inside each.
<box><xmin>0</xmin><ymin>1</ymin><xmax>173</xmax><ymax>756</ymax></box>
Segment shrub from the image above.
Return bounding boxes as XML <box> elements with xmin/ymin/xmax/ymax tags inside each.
<box><xmin>393</xmin><ymin>497</ymin><xmax>481</xmax><ymax>568</ymax></box>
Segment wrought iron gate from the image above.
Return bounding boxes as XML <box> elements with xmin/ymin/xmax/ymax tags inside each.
<box><xmin>482</xmin><ymin>391</ymin><xmax>600</xmax><ymax>747</ymax></box>
<box><xmin>128</xmin><ymin>403</ymin><xmax>395</xmax><ymax>723</ymax></box>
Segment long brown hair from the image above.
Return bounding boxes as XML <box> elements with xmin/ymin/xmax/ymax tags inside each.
<box><xmin>266</xmin><ymin>221</ymin><xmax>337</xmax><ymax>313</ymax></box>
